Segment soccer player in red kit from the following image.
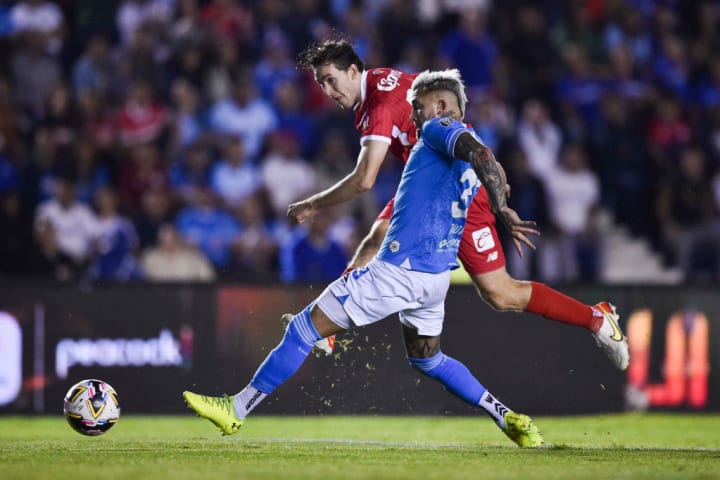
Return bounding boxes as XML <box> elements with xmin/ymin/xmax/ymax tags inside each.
<box><xmin>288</xmin><ymin>39</ymin><xmax>628</xmax><ymax>370</ymax></box>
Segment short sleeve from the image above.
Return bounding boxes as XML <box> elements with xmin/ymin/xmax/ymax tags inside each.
<box><xmin>420</xmin><ymin>117</ymin><xmax>466</xmax><ymax>158</ymax></box>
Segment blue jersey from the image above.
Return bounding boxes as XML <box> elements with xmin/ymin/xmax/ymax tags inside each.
<box><xmin>377</xmin><ymin>116</ymin><xmax>480</xmax><ymax>273</ymax></box>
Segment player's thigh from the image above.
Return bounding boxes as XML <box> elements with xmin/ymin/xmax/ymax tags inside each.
<box><xmin>397</xmin><ymin>270</ymin><xmax>450</xmax><ymax>337</ymax></box>
<box><xmin>458</xmin><ymin>187</ymin><xmax>506</xmax><ymax>275</ymax></box>
<box><xmin>326</xmin><ymin>259</ymin><xmax>445</xmax><ymax>329</ymax></box>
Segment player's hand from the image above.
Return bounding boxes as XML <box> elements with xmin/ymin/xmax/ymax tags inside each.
<box><xmin>497</xmin><ymin>206</ymin><xmax>540</xmax><ymax>257</ymax></box>
<box><xmin>287</xmin><ymin>200</ymin><xmax>314</xmax><ymax>223</ymax></box>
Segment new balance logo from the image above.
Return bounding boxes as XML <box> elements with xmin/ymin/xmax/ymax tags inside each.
<box><xmin>245</xmin><ymin>391</ymin><xmax>263</xmax><ymax>411</ymax></box>
<box><xmin>487</xmin><ymin>251</ymin><xmax>499</xmax><ymax>262</ymax></box>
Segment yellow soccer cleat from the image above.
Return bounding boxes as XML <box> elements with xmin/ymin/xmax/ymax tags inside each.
<box><xmin>503</xmin><ymin>412</ymin><xmax>544</xmax><ymax>447</ymax></box>
<box><xmin>183</xmin><ymin>391</ymin><xmax>243</xmax><ymax>436</ymax></box>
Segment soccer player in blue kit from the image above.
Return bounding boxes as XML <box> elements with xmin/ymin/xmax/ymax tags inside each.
<box><xmin>184</xmin><ymin>69</ymin><xmax>544</xmax><ymax>447</ymax></box>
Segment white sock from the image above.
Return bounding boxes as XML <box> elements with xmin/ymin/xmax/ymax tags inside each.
<box><xmin>233</xmin><ymin>385</ymin><xmax>267</xmax><ymax>419</ymax></box>
<box><xmin>479</xmin><ymin>390</ymin><xmax>511</xmax><ymax>430</ymax></box>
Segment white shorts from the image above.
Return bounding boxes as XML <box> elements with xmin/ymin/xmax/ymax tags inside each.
<box><xmin>315</xmin><ymin>258</ymin><xmax>450</xmax><ymax>336</ymax></box>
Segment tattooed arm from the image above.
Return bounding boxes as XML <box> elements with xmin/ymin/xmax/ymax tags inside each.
<box><xmin>453</xmin><ymin>132</ymin><xmax>539</xmax><ymax>256</ymax></box>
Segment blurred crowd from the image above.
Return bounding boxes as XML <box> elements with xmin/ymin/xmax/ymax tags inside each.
<box><xmin>0</xmin><ymin>0</ymin><xmax>719</xmax><ymax>285</ymax></box>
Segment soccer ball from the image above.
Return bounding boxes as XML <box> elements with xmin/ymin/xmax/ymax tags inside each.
<box><xmin>63</xmin><ymin>379</ymin><xmax>121</xmax><ymax>436</ymax></box>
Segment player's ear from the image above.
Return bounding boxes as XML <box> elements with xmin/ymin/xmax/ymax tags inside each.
<box><xmin>349</xmin><ymin>64</ymin><xmax>359</xmax><ymax>79</ymax></box>
<box><xmin>436</xmin><ymin>99</ymin><xmax>447</xmax><ymax>116</ymax></box>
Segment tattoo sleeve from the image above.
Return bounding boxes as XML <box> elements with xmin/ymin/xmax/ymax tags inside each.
<box><xmin>453</xmin><ymin>132</ymin><xmax>506</xmax><ymax>214</ymax></box>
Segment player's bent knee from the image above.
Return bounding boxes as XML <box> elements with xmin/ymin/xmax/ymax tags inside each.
<box><xmin>473</xmin><ymin>275</ymin><xmax>527</xmax><ymax>312</ymax></box>
<box><xmin>407</xmin><ymin>352</ymin><xmax>446</xmax><ymax>376</ymax></box>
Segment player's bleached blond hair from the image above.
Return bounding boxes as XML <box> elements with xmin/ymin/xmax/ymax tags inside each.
<box><xmin>410</xmin><ymin>69</ymin><xmax>468</xmax><ymax>117</ymax></box>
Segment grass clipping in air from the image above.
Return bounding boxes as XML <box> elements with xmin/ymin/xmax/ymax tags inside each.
<box><xmin>1</xmin><ymin>414</ymin><xmax>718</xmax><ymax>479</ymax></box>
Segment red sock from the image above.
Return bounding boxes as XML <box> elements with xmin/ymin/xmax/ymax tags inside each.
<box><xmin>525</xmin><ymin>281</ymin><xmax>602</xmax><ymax>332</ymax></box>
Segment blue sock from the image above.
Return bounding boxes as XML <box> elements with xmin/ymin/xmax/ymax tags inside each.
<box><xmin>407</xmin><ymin>351</ymin><xmax>487</xmax><ymax>406</ymax></box>
<box><xmin>250</xmin><ymin>307</ymin><xmax>322</xmax><ymax>394</ymax></box>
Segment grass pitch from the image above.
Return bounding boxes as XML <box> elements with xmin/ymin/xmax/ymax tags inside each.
<box><xmin>1</xmin><ymin>414</ymin><xmax>718</xmax><ymax>479</ymax></box>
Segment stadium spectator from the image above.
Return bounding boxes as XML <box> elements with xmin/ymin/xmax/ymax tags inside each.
<box><xmin>253</xmin><ymin>30</ymin><xmax>299</xmax><ymax>101</ymax></box>
<box><xmin>504</xmin><ymin>4</ymin><xmax>555</xmax><ymax>105</ymax></box>
<box><xmin>72</xmin><ymin>34</ymin><xmax>115</xmax><ymax>97</ymax></box>
<box><xmin>272</xmin><ymin>79</ymin><xmax>316</xmax><ymax>158</ymax></box>
<box><xmin>656</xmin><ymin>146</ymin><xmax>717</xmax><ymax>280</ymax></box>
<box><xmin>134</xmin><ymin>188</ymin><xmax>174</xmax><ymax>248</ymax></box>
<box><xmin>590</xmin><ymin>93</ymin><xmax>654</xmax><ymax>238</ymax></box>
<box><xmin>116</xmin><ymin>80</ymin><xmax>168</xmax><ymax>148</ymax></box>
<box><xmin>555</xmin><ymin>43</ymin><xmax>604</xmax><ymax>140</ymax></box>
<box><xmin>652</xmin><ymin>35</ymin><xmax>691</xmax><ymax>104</ymax></box>
<box><xmin>10</xmin><ymin>0</ymin><xmax>65</xmax><ymax>56</ymax></box>
<box><xmin>208</xmin><ymin>69</ymin><xmax>277</xmax><ymax>159</ymax></box>
<box><xmin>543</xmin><ymin>143</ymin><xmax>601</xmax><ymax>282</ymax></box>
<box><xmin>9</xmin><ymin>27</ymin><xmax>62</xmax><ymax>122</ymax></box>
<box><xmin>646</xmin><ymin>93</ymin><xmax>692</xmax><ymax>177</ymax></box>
<box><xmin>210</xmin><ymin>136</ymin><xmax>263</xmax><ymax>209</ymax></box>
<box><xmin>260</xmin><ymin>130</ymin><xmax>315</xmax><ymax>218</ymax></box>
<box><xmin>141</xmin><ymin>222</ymin><xmax>215</xmax><ymax>282</ymax></box>
<box><xmin>71</xmin><ymin>138</ymin><xmax>111</xmax><ymax>206</ymax></box>
<box><xmin>117</xmin><ymin>142</ymin><xmax>169</xmax><ymax>215</ymax></box>
<box><xmin>167</xmin><ymin>76</ymin><xmax>207</xmax><ymax>157</ymax></box>
<box><xmin>503</xmin><ymin>146</ymin><xmax>553</xmax><ymax>282</ymax></box>
<box><xmin>33</xmin><ymin>176</ymin><xmax>99</xmax><ymax>280</ymax></box>
<box><xmin>168</xmin><ymin>142</ymin><xmax>213</xmax><ymax>205</ymax></box>
<box><xmin>37</xmin><ymin>83</ymin><xmax>78</xmax><ymax>160</ymax></box>
<box><xmin>116</xmin><ymin>0</ymin><xmax>174</xmax><ymax>48</ymax></box>
<box><xmin>18</xmin><ymin>127</ymin><xmax>61</xmax><ymax>206</ymax></box>
<box><xmin>280</xmin><ymin>209</ymin><xmax>348</xmax><ymax>284</ymax></box>
<box><xmin>438</xmin><ymin>6</ymin><xmax>497</xmax><ymax>94</ymax></box>
<box><xmin>88</xmin><ymin>186</ymin><xmax>142</xmax><ymax>281</ymax></box>
<box><xmin>200</xmin><ymin>0</ymin><xmax>256</xmax><ymax>47</ymax></box>
<box><xmin>174</xmin><ymin>184</ymin><xmax>241</xmax><ymax>270</ymax></box>
<box><xmin>517</xmin><ymin>98</ymin><xmax>562</xmax><ymax>183</ymax></box>
<box><xmin>0</xmin><ymin>191</ymin><xmax>33</xmax><ymax>274</ymax></box>
<box><xmin>0</xmin><ymin>76</ymin><xmax>21</xmax><ymax>160</ymax></box>
<box><xmin>231</xmin><ymin>192</ymin><xmax>279</xmax><ymax>279</ymax></box>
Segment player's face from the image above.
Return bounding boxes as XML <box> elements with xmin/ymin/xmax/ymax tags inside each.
<box><xmin>410</xmin><ymin>92</ymin><xmax>437</xmax><ymax>130</ymax></box>
<box><xmin>314</xmin><ymin>63</ymin><xmax>361</xmax><ymax>109</ymax></box>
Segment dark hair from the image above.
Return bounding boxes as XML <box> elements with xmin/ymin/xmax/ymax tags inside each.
<box><xmin>297</xmin><ymin>38</ymin><xmax>365</xmax><ymax>72</ymax></box>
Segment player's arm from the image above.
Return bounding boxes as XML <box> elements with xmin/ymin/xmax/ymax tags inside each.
<box><xmin>453</xmin><ymin>132</ymin><xmax>539</xmax><ymax>256</ymax></box>
<box><xmin>287</xmin><ymin>139</ymin><xmax>389</xmax><ymax>223</ymax></box>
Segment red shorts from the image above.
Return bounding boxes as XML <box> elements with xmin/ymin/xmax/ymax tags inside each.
<box><xmin>376</xmin><ymin>187</ymin><xmax>505</xmax><ymax>275</ymax></box>
<box><xmin>458</xmin><ymin>187</ymin><xmax>505</xmax><ymax>274</ymax></box>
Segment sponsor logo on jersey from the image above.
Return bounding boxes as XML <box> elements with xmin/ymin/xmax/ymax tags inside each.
<box><xmin>487</xmin><ymin>251</ymin><xmax>499</xmax><ymax>262</ymax></box>
<box><xmin>377</xmin><ymin>70</ymin><xmax>402</xmax><ymax>92</ymax></box>
<box><xmin>440</xmin><ymin>117</ymin><xmax>455</xmax><ymax>127</ymax></box>
<box><xmin>472</xmin><ymin>226</ymin><xmax>495</xmax><ymax>253</ymax></box>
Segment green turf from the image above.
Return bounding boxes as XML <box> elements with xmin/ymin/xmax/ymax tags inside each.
<box><xmin>1</xmin><ymin>414</ymin><xmax>719</xmax><ymax>479</ymax></box>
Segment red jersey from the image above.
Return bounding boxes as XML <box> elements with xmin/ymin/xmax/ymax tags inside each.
<box><xmin>354</xmin><ymin>68</ymin><xmax>417</xmax><ymax>163</ymax></box>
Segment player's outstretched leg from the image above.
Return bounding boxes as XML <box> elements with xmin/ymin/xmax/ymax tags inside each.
<box><xmin>407</xmin><ymin>351</ymin><xmax>544</xmax><ymax>447</ymax></box>
<box><xmin>592</xmin><ymin>302</ymin><xmax>630</xmax><ymax>370</ymax></box>
<box><xmin>503</xmin><ymin>412</ymin><xmax>543</xmax><ymax>447</ymax></box>
<box><xmin>185</xmin><ymin>306</ymin><xmax>323</xmax><ymax>435</ymax></box>
<box><xmin>183</xmin><ymin>391</ymin><xmax>243</xmax><ymax>436</ymax></box>
<box><xmin>281</xmin><ymin>313</ymin><xmax>335</xmax><ymax>356</ymax></box>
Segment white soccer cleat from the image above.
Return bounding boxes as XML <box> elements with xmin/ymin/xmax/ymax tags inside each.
<box><xmin>280</xmin><ymin>313</ymin><xmax>335</xmax><ymax>356</ymax></box>
<box><xmin>592</xmin><ymin>302</ymin><xmax>630</xmax><ymax>370</ymax></box>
